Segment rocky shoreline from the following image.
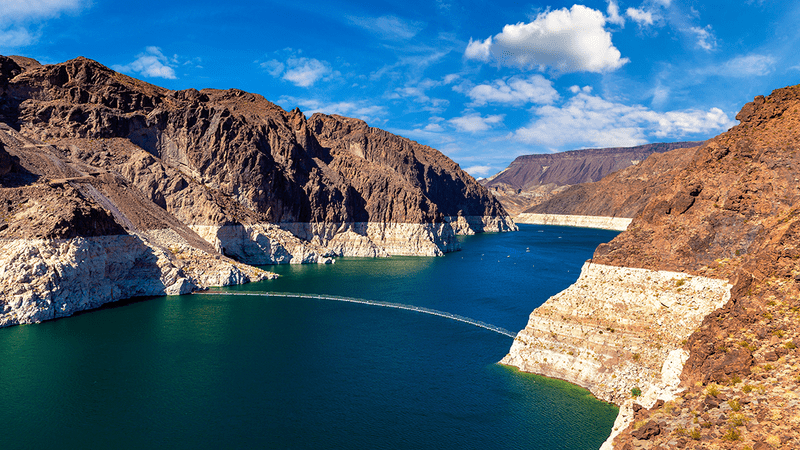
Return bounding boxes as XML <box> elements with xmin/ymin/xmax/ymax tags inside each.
<box><xmin>501</xmin><ymin>262</ymin><xmax>732</xmax><ymax>448</ymax></box>
<box><xmin>514</xmin><ymin>213</ymin><xmax>632</xmax><ymax>231</ymax></box>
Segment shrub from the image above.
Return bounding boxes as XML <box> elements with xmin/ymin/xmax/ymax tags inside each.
<box><xmin>728</xmin><ymin>398</ymin><xmax>741</xmax><ymax>411</ymax></box>
<box><xmin>722</xmin><ymin>427</ymin><xmax>741</xmax><ymax>441</ymax></box>
<box><xmin>729</xmin><ymin>413</ymin><xmax>747</xmax><ymax>427</ymax></box>
<box><xmin>705</xmin><ymin>383</ymin><xmax>721</xmax><ymax>397</ymax></box>
<box><xmin>631</xmin><ymin>386</ymin><xmax>642</xmax><ymax>397</ymax></box>
<box><xmin>690</xmin><ymin>428</ymin><xmax>701</xmax><ymax>440</ymax></box>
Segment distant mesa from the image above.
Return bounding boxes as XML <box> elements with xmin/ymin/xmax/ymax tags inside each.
<box><xmin>482</xmin><ymin>142</ymin><xmax>702</xmax><ymax>216</ymax></box>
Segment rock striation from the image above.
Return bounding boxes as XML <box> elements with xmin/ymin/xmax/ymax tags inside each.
<box><xmin>514</xmin><ymin>213</ymin><xmax>632</xmax><ymax>231</ymax></box>
<box><xmin>505</xmin><ymin>84</ymin><xmax>800</xmax><ymax>449</ymax></box>
<box><xmin>0</xmin><ymin>54</ymin><xmax>514</xmax><ymax>327</ymax></box>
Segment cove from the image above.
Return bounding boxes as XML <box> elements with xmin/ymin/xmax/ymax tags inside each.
<box><xmin>0</xmin><ymin>224</ymin><xmax>620</xmax><ymax>450</ymax></box>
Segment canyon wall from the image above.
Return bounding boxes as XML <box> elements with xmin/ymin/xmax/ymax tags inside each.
<box><xmin>505</xmin><ymin>84</ymin><xmax>800</xmax><ymax>449</ymax></box>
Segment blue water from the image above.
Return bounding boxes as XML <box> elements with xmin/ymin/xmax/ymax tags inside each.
<box><xmin>0</xmin><ymin>224</ymin><xmax>620</xmax><ymax>449</ymax></box>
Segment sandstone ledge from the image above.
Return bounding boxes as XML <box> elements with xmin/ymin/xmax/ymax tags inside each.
<box><xmin>500</xmin><ymin>262</ymin><xmax>731</xmax><ymax>448</ymax></box>
<box><xmin>515</xmin><ymin>213</ymin><xmax>631</xmax><ymax>231</ymax></box>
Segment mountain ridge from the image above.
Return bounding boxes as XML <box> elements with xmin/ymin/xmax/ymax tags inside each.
<box><xmin>0</xmin><ymin>54</ymin><xmax>515</xmax><ymax>327</ymax></box>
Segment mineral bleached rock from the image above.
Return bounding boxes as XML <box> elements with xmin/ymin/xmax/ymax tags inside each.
<box><xmin>0</xmin><ymin>233</ymin><xmax>274</xmax><ymax>327</ymax></box>
<box><xmin>514</xmin><ymin>213</ymin><xmax>632</xmax><ymax>231</ymax></box>
<box><xmin>502</xmin><ymin>262</ymin><xmax>731</xmax><ymax>449</ymax></box>
<box><xmin>502</xmin><ymin>262</ymin><xmax>731</xmax><ymax>405</ymax></box>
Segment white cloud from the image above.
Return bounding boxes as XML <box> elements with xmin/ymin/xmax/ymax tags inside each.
<box><xmin>721</xmin><ymin>54</ymin><xmax>776</xmax><ymax>77</ymax></box>
<box><xmin>513</xmin><ymin>92</ymin><xmax>734</xmax><ymax>149</ymax></box>
<box><xmin>463</xmin><ymin>165</ymin><xmax>494</xmax><ymax>177</ymax></box>
<box><xmin>606</xmin><ymin>0</ymin><xmax>625</xmax><ymax>26</ymax></box>
<box><xmin>466</xmin><ymin>74</ymin><xmax>559</xmax><ymax>107</ymax></box>
<box><xmin>347</xmin><ymin>15</ymin><xmax>424</xmax><ymax>41</ymax></box>
<box><xmin>424</xmin><ymin>123</ymin><xmax>444</xmax><ymax>132</ymax></box>
<box><xmin>261</xmin><ymin>55</ymin><xmax>336</xmax><ymax>88</ymax></box>
<box><xmin>283</xmin><ymin>58</ymin><xmax>332</xmax><ymax>87</ymax></box>
<box><xmin>281</xmin><ymin>97</ymin><xmax>387</xmax><ymax>123</ymax></box>
<box><xmin>0</xmin><ymin>0</ymin><xmax>85</xmax><ymax>23</ymax></box>
<box><xmin>626</xmin><ymin>7</ymin><xmax>654</xmax><ymax>26</ymax></box>
<box><xmin>0</xmin><ymin>26</ymin><xmax>36</xmax><ymax>47</ymax></box>
<box><xmin>464</xmin><ymin>37</ymin><xmax>492</xmax><ymax>62</ymax></box>
<box><xmin>0</xmin><ymin>0</ymin><xmax>86</xmax><ymax>47</ymax></box>
<box><xmin>449</xmin><ymin>113</ymin><xmax>504</xmax><ymax>133</ymax></box>
<box><xmin>112</xmin><ymin>47</ymin><xmax>177</xmax><ymax>79</ymax></box>
<box><xmin>464</xmin><ymin>5</ymin><xmax>629</xmax><ymax>73</ymax></box>
<box><xmin>689</xmin><ymin>25</ymin><xmax>716</xmax><ymax>51</ymax></box>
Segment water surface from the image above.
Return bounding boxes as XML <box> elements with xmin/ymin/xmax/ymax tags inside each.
<box><xmin>1</xmin><ymin>224</ymin><xmax>620</xmax><ymax>449</ymax></box>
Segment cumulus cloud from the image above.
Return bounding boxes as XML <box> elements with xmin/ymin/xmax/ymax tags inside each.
<box><xmin>449</xmin><ymin>113</ymin><xmax>504</xmax><ymax>133</ymax></box>
<box><xmin>261</xmin><ymin>55</ymin><xmax>336</xmax><ymax>88</ymax></box>
<box><xmin>513</xmin><ymin>92</ymin><xmax>734</xmax><ymax>149</ymax></box>
<box><xmin>347</xmin><ymin>15</ymin><xmax>424</xmax><ymax>41</ymax></box>
<box><xmin>689</xmin><ymin>25</ymin><xmax>716</xmax><ymax>51</ymax></box>
<box><xmin>463</xmin><ymin>165</ymin><xmax>494</xmax><ymax>177</ymax></box>
<box><xmin>626</xmin><ymin>7</ymin><xmax>654</xmax><ymax>26</ymax></box>
<box><xmin>112</xmin><ymin>47</ymin><xmax>177</xmax><ymax>79</ymax></box>
<box><xmin>466</xmin><ymin>74</ymin><xmax>559</xmax><ymax>107</ymax></box>
<box><xmin>464</xmin><ymin>37</ymin><xmax>492</xmax><ymax>62</ymax></box>
<box><xmin>463</xmin><ymin>5</ymin><xmax>628</xmax><ymax>73</ymax></box>
<box><xmin>606</xmin><ymin>0</ymin><xmax>625</xmax><ymax>26</ymax></box>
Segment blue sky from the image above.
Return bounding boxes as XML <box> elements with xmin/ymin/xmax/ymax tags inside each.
<box><xmin>2</xmin><ymin>0</ymin><xmax>799</xmax><ymax>177</ymax></box>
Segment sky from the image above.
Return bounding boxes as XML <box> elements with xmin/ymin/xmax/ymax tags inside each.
<box><xmin>1</xmin><ymin>0</ymin><xmax>799</xmax><ymax>177</ymax></box>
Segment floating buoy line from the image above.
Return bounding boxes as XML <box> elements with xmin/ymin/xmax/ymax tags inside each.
<box><xmin>194</xmin><ymin>291</ymin><xmax>516</xmax><ymax>339</ymax></box>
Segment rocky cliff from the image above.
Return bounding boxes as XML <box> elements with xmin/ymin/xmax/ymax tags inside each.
<box><xmin>0</xmin><ymin>55</ymin><xmax>514</xmax><ymax>327</ymax></box>
<box><xmin>515</xmin><ymin>145</ymin><xmax>698</xmax><ymax>229</ymax></box>
<box><xmin>482</xmin><ymin>142</ymin><xmax>701</xmax><ymax>215</ymax></box>
<box><xmin>504</xmin><ymin>84</ymin><xmax>800</xmax><ymax>449</ymax></box>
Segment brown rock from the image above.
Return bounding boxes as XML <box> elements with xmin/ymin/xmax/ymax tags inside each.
<box><xmin>631</xmin><ymin>420</ymin><xmax>662</xmax><ymax>440</ymax></box>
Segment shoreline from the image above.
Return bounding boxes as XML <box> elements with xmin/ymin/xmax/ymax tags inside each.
<box><xmin>514</xmin><ymin>213</ymin><xmax>632</xmax><ymax>231</ymax></box>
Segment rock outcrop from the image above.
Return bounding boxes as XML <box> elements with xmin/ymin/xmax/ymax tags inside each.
<box><xmin>482</xmin><ymin>142</ymin><xmax>702</xmax><ymax>215</ymax></box>
<box><xmin>0</xmin><ymin>54</ymin><xmax>514</xmax><ymax>327</ymax></box>
<box><xmin>504</xmin><ymin>84</ymin><xmax>800</xmax><ymax>449</ymax></box>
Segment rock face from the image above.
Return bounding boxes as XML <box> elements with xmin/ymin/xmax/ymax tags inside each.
<box><xmin>503</xmin><ymin>263</ymin><xmax>730</xmax><ymax>405</ymax></box>
<box><xmin>505</xmin><ymin>84</ymin><xmax>800</xmax><ymax>449</ymax></box>
<box><xmin>0</xmin><ymin>54</ymin><xmax>514</xmax><ymax>327</ymax></box>
<box><xmin>482</xmin><ymin>142</ymin><xmax>702</xmax><ymax>215</ymax></box>
<box><xmin>522</xmin><ymin>145</ymin><xmax>699</xmax><ymax>219</ymax></box>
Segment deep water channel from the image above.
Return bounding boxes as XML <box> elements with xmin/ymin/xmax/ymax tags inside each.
<box><xmin>0</xmin><ymin>224</ymin><xmax>619</xmax><ymax>449</ymax></box>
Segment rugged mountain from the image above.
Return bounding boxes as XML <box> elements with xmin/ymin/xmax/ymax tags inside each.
<box><xmin>504</xmin><ymin>85</ymin><xmax>800</xmax><ymax>449</ymax></box>
<box><xmin>0</xmin><ymin>55</ymin><xmax>514</xmax><ymax>327</ymax></box>
<box><xmin>482</xmin><ymin>142</ymin><xmax>701</xmax><ymax>215</ymax></box>
<box><xmin>515</xmin><ymin>145</ymin><xmax>699</xmax><ymax>229</ymax></box>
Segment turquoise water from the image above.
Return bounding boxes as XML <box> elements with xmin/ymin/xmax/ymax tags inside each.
<box><xmin>0</xmin><ymin>224</ymin><xmax>619</xmax><ymax>449</ymax></box>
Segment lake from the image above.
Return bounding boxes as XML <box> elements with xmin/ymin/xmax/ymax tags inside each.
<box><xmin>0</xmin><ymin>224</ymin><xmax>620</xmax><ymax>449</ymax></box>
